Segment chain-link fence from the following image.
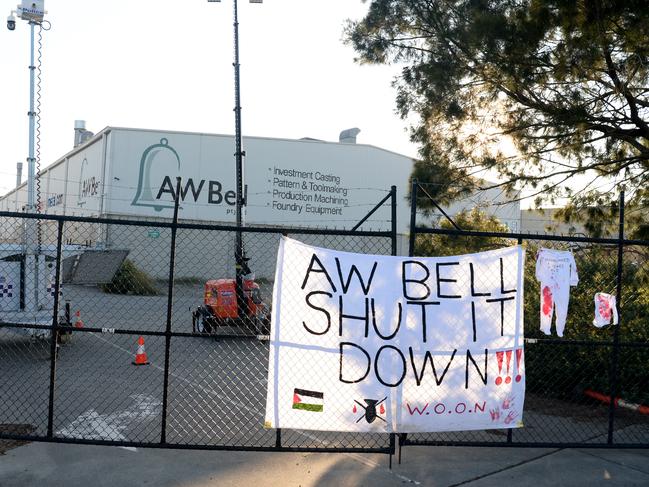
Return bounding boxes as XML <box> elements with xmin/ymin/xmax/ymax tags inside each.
<box><xmin>403</xmin><ymin>183</ymin><xmax>649</xmax><ymax>448</ymax></box>
<box><xmin>3</xmin><ymin>182</ymin><xmax>647</xmax><ymax>455</ymax></box>
<box><xmin>0</xmin><ymin>194</ymin><xmax>396</xmax><ymax>455</ymax></box>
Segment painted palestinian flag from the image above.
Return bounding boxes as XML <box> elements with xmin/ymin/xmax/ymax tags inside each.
<box><xmin>292</xmin><ymin>388</ymin><xmax>324</xmax><ymax>412</ymax></box>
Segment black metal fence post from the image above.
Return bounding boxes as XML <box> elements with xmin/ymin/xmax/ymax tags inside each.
<box><xmin>409</xmin><ymin>180</ymin><xmax>418</xmax><ymax>257</ymax></box>
<box><xmin>47</xmin><ymin>219</ymin><xmax>64</xmax><ymax>438</ymax></box>
<box><xmin>507</xmin><ymin>235</ymin><xmax>524</xmax><ymax>445</ymax></box>
<box><xmin>607</xmin><ymin>190</ymin><xmax>625</xmax><ymax>445</ymax></box>
<box><xmin>391</xmin><ymin>185</ymin><xmax>397</xmax><ymax>256</ymax></box>
<box><xmin>399</xmin><ymin>181</ymin><xmax>419</xmax><ymax>460</ymax></box>
<box><xmin>275</xmin><ymin>428</ymin><xmax>281</xmax><ymax>449</ymax></box>
<box><xmin>160</xmin><ymin>177</ymin><xmax>182</xmax><ymax>444</ymax></box>
<box><xmin>389</xmin><ymin>184</ymin><xmax>397</xmax><ymax>466</ymax></box>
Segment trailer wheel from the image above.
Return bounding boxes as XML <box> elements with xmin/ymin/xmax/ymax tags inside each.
<box><xmin>195</xmin><ymin>313</ymin><xmax>207</xmax><ymax>334</ymax></box>
<box><xmin>192</xmin><ymin>310</ymin><xmax>206</xmax><ymax>334</ymax></box>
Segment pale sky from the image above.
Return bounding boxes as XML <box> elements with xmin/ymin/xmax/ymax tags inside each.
<box><xmin>0</xmin><ymin>0</ymin><xmax>418</xmax><ymax>196</ymax></box>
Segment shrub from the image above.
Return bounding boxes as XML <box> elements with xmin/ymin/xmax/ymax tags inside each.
<box><xmin>100</xmin><ymin>259</ymin><xmax>160</xmax><ymax>296</ymax></box>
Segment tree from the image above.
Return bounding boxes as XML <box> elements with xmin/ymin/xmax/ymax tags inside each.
<box><xmin>346</xmin><ymin>0</ymin><xmax>649</xmax><ymax>233</ymax></box>
<box><xmin>415</xmin><ymin>207</ymin><xmax>511</xmax><ymax>256</ymax></box>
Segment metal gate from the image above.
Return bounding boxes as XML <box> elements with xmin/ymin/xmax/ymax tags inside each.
<box><xmin>0</xmin><ymin>187</ymin><xmax>398</xmax><ymax>456</ymax></box>
<box><xmin>403</xmin><ymin>181</ymin><xmax>649</xmax><ymax>449</ymax></box>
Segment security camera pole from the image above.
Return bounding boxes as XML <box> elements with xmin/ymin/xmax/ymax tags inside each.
<box><xmin>8</xmin><ymin>1</ymin><xmax>47</xmax><ymax>315</ymax></box>
<box><xmin>208</xmin><ymin>0</ymin><xmax>262</xmax><ymax>319</ymax></box>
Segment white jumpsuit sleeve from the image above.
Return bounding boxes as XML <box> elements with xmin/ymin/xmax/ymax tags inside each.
<box><xmin>569</xmin><ymin>253</ymin><xmax>579</xmax><ymax>286</ymax></box>
<box><xmin>535</xmin><ymin>250</ymin><xmax>544</xmax><ymax>282</ymax></box>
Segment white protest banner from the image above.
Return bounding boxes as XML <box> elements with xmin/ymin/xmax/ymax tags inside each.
<box><xmin>264</xmin><ymin>237</ymin><xmax>525</xmax><ymax>433</ymax></box>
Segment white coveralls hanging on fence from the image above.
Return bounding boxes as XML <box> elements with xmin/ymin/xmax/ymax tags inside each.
<box><xmin>535</xmin><ymin>248</ymin><xmax>579</xmax><ymax>337</ymax></box>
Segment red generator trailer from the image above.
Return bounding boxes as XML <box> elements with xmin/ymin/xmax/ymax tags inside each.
<box><xmin>192</xmin><ymin>278</ymin><xmax>270</xmax><ymax>336</ymax></box>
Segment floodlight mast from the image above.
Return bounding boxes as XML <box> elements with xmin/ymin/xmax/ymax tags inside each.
<box><xmin>8</xmin><ymin>1</ymin><xmax>47</xmax><ymax>314</ymax></box>
<box><xmin>9</xmin><ymin>1</ymin><xmax>46</xmax><ymax>214</ymax></box>
<box><xmin>208</xmin><ymin>0</ymin><xmax>262</xmax><ymax>319</ymax></box>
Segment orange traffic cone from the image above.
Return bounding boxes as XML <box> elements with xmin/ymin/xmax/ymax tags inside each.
<box><xmin>74</xmin><ymin>310</ymin><xmax>84</xmax><ymax>328</ymax></box>
<box><xmin>132</xmin><ymin>336</ymin><xmax>150</xmax><ymax>366</ymax></box>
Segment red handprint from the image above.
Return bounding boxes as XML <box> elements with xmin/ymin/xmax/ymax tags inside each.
<box><xmin>504</xmin><ymin>410</ymin><xmax>518</xmax><ymax>425</ymax></box>
<box><xmin>502</xmin><ymin>397</ymin><xmax>515</xmax><ymax>410</ymax></box>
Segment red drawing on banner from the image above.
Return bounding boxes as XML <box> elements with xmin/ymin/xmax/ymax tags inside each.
<box><xmin>495</xmin><ymin>351</ymin><xmax>504</xmax><ymax>385</ymax></box>
<box><xmin>504</xmin><ymin>350</ymin><xmax>512</xmax><ymax>384</ymax></box>
<box><xmin>502</xmin><ymin>396</ymin><xmax>514</xmax><ymax>410</ymax></box>
<box><xmin>354</xmin><ymin>398</ymin><xmax>387</xmax><ymax>424</ymax></box>
<box><xmin>504</xmin><ymin>410</ymin><xmax>517</xmax><ymax>424</ymax></box>
<box><xmin>353</xmin><ymin>404</ymin><xmax>357</xmax><ymax>413</ymax></box>
<box><xmin>491</xmin><ymin>408</ymin><xmax>517</xmax><ymax>424</ymax></box>
<box><xmin>542</xmin><ymin>286</ymin><xmax>553</xmax><ymax>315</ymax></box>
<box><xmin>497</xmin><ymin>349</ymin><xmax>523</xmax><ymax>385</ymax></box>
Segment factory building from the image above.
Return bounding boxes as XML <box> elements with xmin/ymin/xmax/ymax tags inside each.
<box><xmin>0</xmin><ymin>125</ymin><xmax>521</xmax><ymax>278</ymax></box>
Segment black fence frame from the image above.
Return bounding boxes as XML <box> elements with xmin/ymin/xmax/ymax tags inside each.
<box><xmin>0</xmin><ymin>185</ymin><xmax>399</xmax><ymax>458</ymax></box>
<box><xmin>403</xmin><ymin>181</ymin><xmax>649</xmax><ymax>450</ymax></box>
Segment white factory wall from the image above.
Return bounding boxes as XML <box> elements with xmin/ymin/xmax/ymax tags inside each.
<box><xmin>104</xmin><ymin>128</ymin><xmax>408</xmax><ymax>232</ymax></box>
<box><xmin>0</xmin><ymin>126</ymin><xmax>521</xmax><ymax>279</ymax></box>
<box><xmin>2</xmin><ymin>126</ymin><xmax>521</xmax><ymax>232</ymax></box>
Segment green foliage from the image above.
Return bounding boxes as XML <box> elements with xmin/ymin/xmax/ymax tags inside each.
<box><xmin>100</xmin><ymin>259</ymin><xmax>160</xmax><ymax>296</ymax></box>
<box><xmin>347</xmin><ymin>0</ymin><xmax>649</xmax><ymax>222</ymax></box>
<box><xmin>415</xmin><ymin>208</ymin><xmax>513</xmax><ymax>256</ymax></box>
<box><xmin>555</xmin><ymin>188</ymin><xmax>649</xmax><ymax>238</ymax></box>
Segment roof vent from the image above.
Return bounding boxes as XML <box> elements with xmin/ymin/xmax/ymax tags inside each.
<box><xmin>339</xmin><ymin>127</ymin><xmax>360</xmax><ymax>144</ymax></box>
<box><xmin>74</xmin><ymin>120</ymin><xmax>95</xmax><ymax>147</ymax></box>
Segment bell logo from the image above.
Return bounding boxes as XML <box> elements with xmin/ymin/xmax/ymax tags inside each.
<box><xmin>132</xmin><ymin>138</ymin><xmax>181</xmax><ymax>212</ymax></box>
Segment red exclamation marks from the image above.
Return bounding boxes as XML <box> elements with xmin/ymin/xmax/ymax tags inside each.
<box><xmin>380</xmin><ymin>403</ymin><xmax>385</xmax><ymax>414</ymax></box>
<box><xmin>495</xmin><ymin>351</ymin><xmax>504</xmax><ymax>385</ymax></box>
<box><xmin>353</xmin><ymin>404</ymin><xmax>357</xmax><ymax>413</ymax></box>
<box><xmin>496</xmin><ymin>349</ymin><xmax>523</xmax><ymax>386</ymax></box>
<box><xmin>515</xmin><ymin>348</ymin><xmax>523</xmax><ymax>382</ymax></box>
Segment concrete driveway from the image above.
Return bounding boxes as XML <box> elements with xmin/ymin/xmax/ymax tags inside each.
<box><xmin>1</xmin><ymin>441</ymin><xmax>649</xmax><ymax>486</ymax></box>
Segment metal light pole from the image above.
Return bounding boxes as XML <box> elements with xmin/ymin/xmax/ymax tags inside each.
<box><xmin>24</xmin><ymin>18</ymin><xmax>38</xmax><ymax>313</ymax></box>
<box><xmin>208</xmin><ymin>0</ymin><xmax>262</xmax><ymax>318</ymax></box>
<box><xmin>232</xmin><ymin>0</ymin><xmax>246</xmax><ymax>319</ymax></box>
<box><xmin>7</xmin><ymin>2</ymin><xmax>47</xmax><ymax>315</ymax></box>
<box><xmin>27</xmin><ymin>20</ymin><xmax>36</xmax><ymax>213</ymax></box>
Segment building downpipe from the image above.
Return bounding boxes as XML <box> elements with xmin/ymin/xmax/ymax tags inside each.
<box><xmin>16</xmin><ymin>162</ymin><xmax>23</xmax><ymax>187</ymax></box>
